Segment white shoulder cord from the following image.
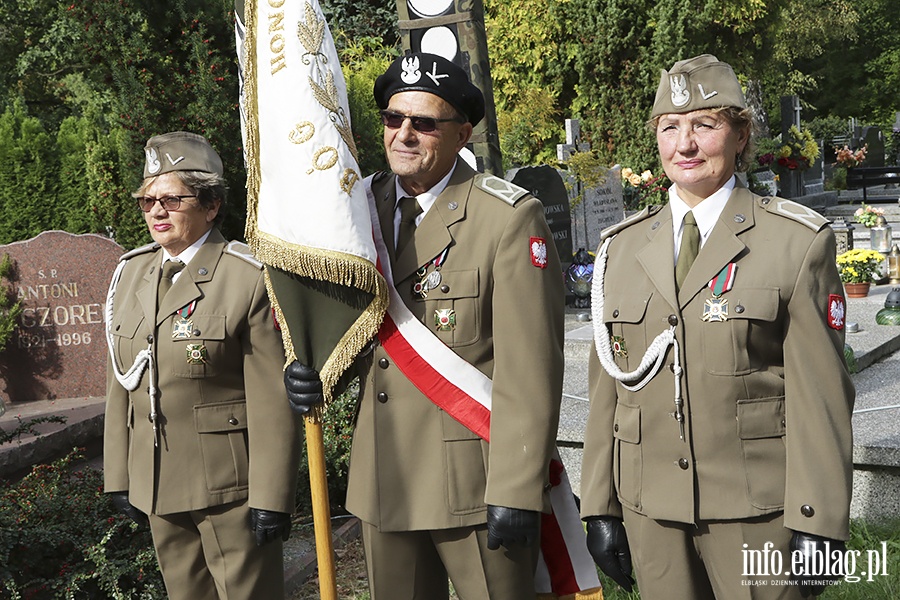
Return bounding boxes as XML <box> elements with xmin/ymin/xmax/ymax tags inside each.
<box><xmin>591</xmin><ymin>235</ymin><xmax>685</xmax><ymax>439</ymax></box>
<box><xmin>105</xmin><ymin>260</ymin><xmax>160</xmax><ymax>444</ymax></box>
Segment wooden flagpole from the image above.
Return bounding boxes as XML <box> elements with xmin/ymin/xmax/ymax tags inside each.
<box><xmin>305</xmin><ymin>416</ymin><xmax>338</xmax><ymax>599</ymax></box>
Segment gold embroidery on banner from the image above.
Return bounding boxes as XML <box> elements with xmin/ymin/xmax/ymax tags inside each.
<box><xmin>267</xmin><ymin>2</ymin><xmax>286</xmax><ymax>75</ymax></box>
<box><xmin>340</xmin><ymin>169</ymin><xmax>359</xmax><ymax>194</ymax></box>
<box><xmin>289</xmin><ymin>121</ymin><xmax>315</xmax><ymax>144</ymax></box>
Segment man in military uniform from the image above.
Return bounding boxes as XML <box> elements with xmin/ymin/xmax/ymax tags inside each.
<box><xmin>104</xmin><ymin>132</ymin><xmax>300</xmax><ymax>600</ymax></box>
<box><xmin>580</xmin><ymin>55</ymin><xmax>855</xmax><ymax>599</ymax></box>
<box><xmin>285</xmin><ymin>53</ymin><xmax>565</xmax><ymax>599</ymax></box>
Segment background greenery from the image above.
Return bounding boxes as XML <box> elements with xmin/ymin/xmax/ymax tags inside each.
<box><xmin>0</xmin><ymin>0</ymin><xmax>898</xmax><ymax>248</ymax></box>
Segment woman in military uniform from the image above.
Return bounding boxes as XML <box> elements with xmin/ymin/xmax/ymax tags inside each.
<box><xmin>580</xmin><ymin>55</ymin><xmax>854</xmax><ymax>599</ymax></box>
<box><xmin>103</xmin><ymin>132</ymin><xmax>300</xmax><ymax>600</ymax></box>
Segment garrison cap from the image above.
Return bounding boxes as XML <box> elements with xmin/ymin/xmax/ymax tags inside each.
<box><xmin>374</xmin><ymin>52</ymin><xmax>485</xmax><ymax>126</ymax></box>
<box><xmin>651</xmin><ymin>54</ymin><xmax>746</xmax><ymax>118</ymax></box>
<box><xmin>142</xmin><ymin>131</ymin><xmax>224</xmax><ymax>179</ymax></box>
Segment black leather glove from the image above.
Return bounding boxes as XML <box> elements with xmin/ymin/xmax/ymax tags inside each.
<box><xmin>789</xmin><ymin>530</ymin><xmax>846</xmax><ymax>597</ymax></box>
<box><xmin>284</xmin><ymin>361</ymin><xmax>324</xmax><ymax>415</ymax></box>
<box><xmin>110</xmin><ymin>492</ymin><xmax>149</xmax><ymax>527</ymax></box>
<box><xmin>585</xmin><ymin>516</ymin><xmax>634</xmax><ymax>592</ymax></box>
<box><xmin>486</xmin><ymin>505</ymin><xmax>540</xmax><ymax>550</ymax></box>
<box><xmin>249</xmin><ymin>508</ymin><xmax>292</xmax><ymax>546</ymax></box>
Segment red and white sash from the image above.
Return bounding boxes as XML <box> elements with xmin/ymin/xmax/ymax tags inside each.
<box><xmin>365</xmin><ymin>176</ymin><xmax>602</xmax><ymax>599</ymax></box>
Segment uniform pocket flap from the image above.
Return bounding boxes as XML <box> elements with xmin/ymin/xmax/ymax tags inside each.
<box><xmin>194</xmin><ymin>400</ymin><xmax>248</xmax><ymax>433</ymax></box>
<box><xmin>182</xmin><ymin>314</ymin><xmax>226</xmax><ymax>340</ymax></box>
<box><xmin>110</xmin><ymin>312</ymin><xmax>143</xmax><ymax>339</ymax></box>
<box><xmin>614</xmin><ymin>403</ymin><xmax>641</xmax><ymax>444</ymax></box>
<box><xmin>603</xmin><ymin>293</ymin><xmax>652</xmax><ymax>323</ymax></box>
<box><xmin>727</xmin><ymin>288</ymin><xmax>779</xmax><ymax>322</ymax></box>
<box><xmin>430</xmin><ymin>269</ymin><xmax>479</xmax><ymax>300</ymax></box>
<box><xmin>737</xmin><ymin>397</ymin><xmax>785</xmax><ymax>439</ymax></box>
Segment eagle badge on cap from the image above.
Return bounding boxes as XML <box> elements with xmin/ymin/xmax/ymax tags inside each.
<box><xmin>670</xmin><ymin>74</ymin><xmax>690</xmax><ymax>108</ymax></box>
<box><xmin>145</xmin><ymin>147</ymin><xmax>161</xmax><ymax>175</ymax></box>
<box><xmin>401</xmin><ymin>56</ymin><xmax>421</xmax><ymax>84</ymax></box>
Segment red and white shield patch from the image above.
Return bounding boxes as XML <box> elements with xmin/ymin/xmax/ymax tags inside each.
<box><xmin>530</xmin><ymin>237</ymin><xmax>548</xmax><ymax>269</ymax></box>
<box><xmin>827</xmin><ymin>294</ymin><xmax>845</xmax><ymax>330</ymax></box>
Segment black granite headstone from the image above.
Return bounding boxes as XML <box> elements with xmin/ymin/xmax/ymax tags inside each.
<box><xmin>508</xmin><ymin>166</ymin><xmax>573</xmax><ymax>264</ymax></box>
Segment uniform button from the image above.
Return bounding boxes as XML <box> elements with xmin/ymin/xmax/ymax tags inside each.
<box><xmin>614</xmin><ymin>424</ymin><xmax>619</xmax><ymax>432</ymax></box>
<box><xmin>198</xmin><ymin>267</ymin><xmax>208</xmax><ymax>275</ymax></box>
<box><xmin>612</xmin><ymin>309</ymin><xmax>619</xmax><ymax>318</ymax></box>
<box><xmin>115</xmin><ymin>324</ymin><xmax>121</xmax><ymax>331</ymax></box>
<box><xmin>735</xmin><ymin>305</ymin><xmax>745</xmax><ymax>314</ymax></box>
<box><xmin>377</xmin><ymin>392</ymin><xmax>388</xmax><ymax>403</ymax></box>
<box><xmin>440</xmin><ymin>285</ymin><xmax>450</xmax><ymax>293</ymax></box>
<box><xmin>228</xmin><ymin>417</ymin><xmax>239</xmax><ymax>426</ymax></box>
<box><xmin>193</xmin><ymin>329</ymin><xmax>201</xmax><ymax>336</ymax></box>
<box><xmin>781</xmin><ymin>418</ymin><xmax>786</xmax><ymax>427</ymax></box>
<box><xmin>378</xmin><ymin>358</ymin><xmax>389</xmax><ymax>369</ymax></box>
<box><xmin>651</xmin><ymin>221</ymin><xmax>660</xmax><ymax>230</ymax></box>
<box><xmin>146</xmin><ymin>334</ymin><xmax>154</xmax><ymax>343</ymax></box>
<box><xmin>678</xmin><ymin>458</ymin><xmax>690</xmax><ymax>470</ymax></box>
<box><xmin>762</xmin><ymin>197</ymin><xmax>771</xmax><ymax>205</ymax></box>
<box><xmin>543</xmin><ymin>482</ymin><xmax>553</xmax><ymax>491</ymax></box>
<box><xmin>801</xmin><ymin>505</ymin><xmax>815</xmax><ymax>517</ymax></box>
<box><xmin>668</xmin><ymin>314</ymin><xmax>678</xmax><ymax>326</ymax></box>
<box><xmin>734</xmin><ymin>214</ymin><xmax>746</xmax><ymax>223</ymax></box>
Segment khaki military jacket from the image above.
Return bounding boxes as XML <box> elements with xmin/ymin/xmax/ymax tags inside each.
<box><xmin>346</xmin><ymin>160</ymin><xmax>565</xmax><ymax>532</ymax></box>
<box><xmin>104</xmin><ymin>228</ymin><xmax>300</xmax><ymax>516</ymax></box>
<box><xmin>581</xmin><ymin>186</ymin><xmax>855</xmax><ymax>540</ymax></box>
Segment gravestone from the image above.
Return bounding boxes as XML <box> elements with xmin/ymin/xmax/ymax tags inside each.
<box><xmin>0</xmin><ymin>231</ymin><xmax>123</xmax><ymax>403</ymax></box>
<box><xmin>861</xmin><ymin>126</ymin><xmax>885</xmax><ymax>168</ymax></box>
<box><xmin>802</xmin><ymin>140</ymin><xmax>825</xmax><ymax>195</ymax></box>
<box><xmin>507</xmin><ymin>165</ymin><xmax>573</xmax><ymax>264</ymax></box>
<box><xmin>569</xmin><ymin>165</ymin><xmax>624</xmax><ymax>254</ymax></box>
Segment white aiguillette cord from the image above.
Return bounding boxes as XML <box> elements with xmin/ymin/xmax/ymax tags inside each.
<box><xmin>105</xmin><ymin>259</ymin><xmax>160</xmax><ymax>445</ymax></box>
<box><xmin>591</xmin><ymin>235</ymin><xmax>686</xmax><ymax>439</ymax></box>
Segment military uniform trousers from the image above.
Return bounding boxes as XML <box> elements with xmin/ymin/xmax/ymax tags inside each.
<box><xmin>149</xmin><ymin>499</ymin><xmax>284</xmax><ymax>600</ymax></box>
<box><xmin>361</xmin><ymin>521</ymin><xmax>539</xmax><ymax>600</ymax></box>
<box><xmin>623</xmin><ymin>508</ymin><xmax>810</xmax><ymax>600</ymax></box>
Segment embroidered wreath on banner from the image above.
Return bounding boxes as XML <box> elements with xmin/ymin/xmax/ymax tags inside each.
<box><xmin>296</xmin><ymin>2</ymin><xmax>360</xmax><ymax>192</ymax></box>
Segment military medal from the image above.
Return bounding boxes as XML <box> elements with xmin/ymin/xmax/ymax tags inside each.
<box><xmin>172</xmin><ymin>301</ymin><xmax>198</xmax><ymax>339</ymax></box>
<box><xmin>186</xmin><ymin>343</ymin><xmax>209</xmax><ymax>365</ymax></box>
<box><xmin>434</xmin><ymin>308</ymin><xmax>456</xmax><ymax>331</ymax></box>
<box><xmin>611</xmin><ymin>335</ymin><xmax>627</xmax><ymax>358</ymax></box>
<box><xmin>412</xmin><ymin>247</ymin><xmax>450</xmax><ymax>299</ymax></box>
<box><xmin>702</xmin><ymin>263</ymin><xmax>737</xmax><ymax>322</ymax></box>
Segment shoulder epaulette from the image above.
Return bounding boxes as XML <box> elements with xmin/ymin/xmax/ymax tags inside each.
<box><xmin>118</xmin><ymin>242</ymin><xmax>158</xmax><ymax>262</ymax></box>
<box><xmin>600</xmin><ymin>205</ymin><xmax>664</xmax><ymax>242</ymax></box>
<box><xmin>224</xmin><ymin>241</ymin><xmax>263</xmax><ymax>268</ymax></box>
<box><xmin>475</xmin><ymin>174</ymin><xmax>530</xmax><ymax>206</ymax></box>
<box><xmin>759</xmin><ymin>197</ymin><xmax>828</xmax><ymax>232</ymax></box>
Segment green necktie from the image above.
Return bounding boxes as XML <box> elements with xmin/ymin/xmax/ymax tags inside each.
<box><xmin>157</xmin><ymin>260</ymin><xmax>185</xmax><ymax>309</ymax></box>
<box><xmin>396</xmin><ymin>196</ymin><xmax>423</xmax><ymax>255</ymax></box>
<box><xmin>675</xmin><ymin>211</ymin><xmax>699</xmax><ymax>290</ymax></box>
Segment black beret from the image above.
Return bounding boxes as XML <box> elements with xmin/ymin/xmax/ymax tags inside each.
<box><xmin>374</xmin><ymin>52</ymin><xmax>485</xmax><ymax>126</ymax></box>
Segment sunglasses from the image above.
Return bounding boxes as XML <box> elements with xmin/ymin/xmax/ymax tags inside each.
<box><xmin>380</xmin><ymin>110</ymin><xmax>463</xmax><ymax>133</ymax></box>
<box><xmin>136</xmin><ymin>195</ymin><xmax>197</xmax><ymax>212</ymax></box>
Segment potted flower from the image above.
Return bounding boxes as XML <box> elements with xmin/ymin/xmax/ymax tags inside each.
<box><xmin>836</xmin><ymin>248</ymin><xmax>885</xmax><ymax>297</ymax></box>
<box><xmin>853</xmin><ymin>204</ymin><xmax>884</xmax><ymax>228</ymax></box>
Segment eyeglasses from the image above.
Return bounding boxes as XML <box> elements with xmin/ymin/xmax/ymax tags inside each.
<box><xmin>379</xmin><ymin>110</ymin><xmax>462</xmax><ymax>133</ymax></box>
<box><xmin>137</xmin><ymin>195</ymin><xmax>197</xmax><ymax>212</ymax></box>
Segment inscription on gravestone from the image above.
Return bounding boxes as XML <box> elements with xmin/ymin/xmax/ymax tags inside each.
<box><xmin>507</xmin><ymin>165</ymin><xmax>573</xmax><ymax>264</ymax></box>
<box><xmin>569</xmin><ymin>165</ymin><xmax>625</xmax><ymax>254</ymax></box>
<box><xmin>0</xmin><ymin>231</ymin><xmax>123</xmax><ymax>403</ymax></box>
